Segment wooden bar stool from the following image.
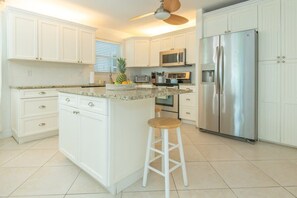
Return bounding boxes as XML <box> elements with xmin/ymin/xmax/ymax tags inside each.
<box><xmin>143</xmin><ymin>117</ymin><xmax>188</xmax><ymax>198</ymax></box>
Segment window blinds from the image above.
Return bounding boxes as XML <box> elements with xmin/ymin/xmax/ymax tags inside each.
<box><xmin>94</xmin><ymin>40</ymin><xmax>120</xmax><ymax>72</ymax></box>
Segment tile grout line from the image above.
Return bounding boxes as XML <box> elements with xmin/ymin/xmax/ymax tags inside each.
<box><xmin>64</xmin><ymin>168</ymin><xmax>82</xmax><ymax>196</ymax></box>
<box><xmin>7</xmin><ymin>148</ymin><xmax>59</xmax><ymax>197</ymax></box>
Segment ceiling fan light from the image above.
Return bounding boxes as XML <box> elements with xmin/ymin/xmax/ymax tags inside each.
<box><xmin>154</xmin><ymin>7</ymin><xmax>170</xmax><ymax>20</ymax></box>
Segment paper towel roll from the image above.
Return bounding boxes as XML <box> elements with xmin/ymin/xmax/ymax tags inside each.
<box><xmin>89</xmin><ymin>72</ymin><xmax>95</xmax><ymax>84</ymax></box>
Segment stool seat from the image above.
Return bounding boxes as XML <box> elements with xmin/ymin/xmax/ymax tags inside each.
<box><xmin>148</xmin><ymin>117</ymin><xmax>181</xmax><ymax>129</ymax></box>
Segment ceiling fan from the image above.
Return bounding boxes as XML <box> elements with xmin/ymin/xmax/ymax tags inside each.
<box><xmin>129</xmin><ymin>0</ymin><xmax>188</xmax><ymax>25</ymax></box>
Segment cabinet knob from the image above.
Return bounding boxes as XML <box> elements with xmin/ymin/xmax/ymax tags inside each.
<box><xmin>65</xmin><ymin>98</ymin><xmax>70</xmax><ymax>102</ymax></box>
<box><xmin>40</xmin><ymin>58</ymin><xmax>42</xmax><ymax>60</ymax></box>
<box><xmin>282</xmin><ymin>60</ymin><xmax>286</xmax><ymax>63</ymax></box>
<box><xmin>39</xmin><ymin>91</ymin><xmax>46</xmax><ymax>95</ymax></box>
<box><xmin>282</xmin><ymin>56</ymin><xmax>286</xmax><ymax>59</ymax></box>
<box><xmin>186</xmin><ymin>98</ymin><xmax>191</xmax><ymax>101</ymax></box>
<box><xmin>277</xmin><ymin>61</ymin><xmax>280</xmax><ymax>63</ymax></box>
<box><xmin>277</xmin><ymin>56</ymin><xmax>281</xmax><ymax>59</ymax></box>
<box><xmin>88</xmin><ymin>102</ymin><xmax>95</xmax><ymax>107</ymax></box>
<box><xmin>186</xmin><ymin>112</ymin><xmax>191</xmax><ymax>115</ymax></box>
<box><xmin>39</xmin><ymin>105</ymin><xmax>46</xmax><ymax>109</ymax></box>
<box><xmin>78</xmin><ymin>60</ymin><xmax>80</xmax><ymax>63</ymax></box>
<box><xmin>38</xmin><ymin>123</ymin><xmax>46</xmax><ymax>126</ymax></box>
<box><xmin>36</xmin><ymin>57</ymin><xmax>38</xmax><ymax>60</ymax></box>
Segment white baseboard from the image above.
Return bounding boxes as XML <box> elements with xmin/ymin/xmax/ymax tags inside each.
<box><xmin>0</xmin><ymin>130</ymin><xmax>12</xmax><ymax>139</ymax></box>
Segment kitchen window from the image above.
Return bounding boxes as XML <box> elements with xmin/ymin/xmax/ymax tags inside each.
<box><xmin>94</xmin><ymin>40</ymin><xmax>120</xmax><ymax>72</ymax></box>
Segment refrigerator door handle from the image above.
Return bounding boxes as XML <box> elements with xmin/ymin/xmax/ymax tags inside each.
<box><xmin>220</xmin><ymin>46</ymin><xmax>224</xmax><ymax>94</ymax></box>
<box><xmin>215</xmin><ymin>46</ymin><xmax>220</xmax><ymax>94</ymax></box>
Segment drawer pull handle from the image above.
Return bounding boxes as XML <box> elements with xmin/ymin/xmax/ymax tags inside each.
<box><xmin>88</xmin><ymin>102</ymin><xmax>95</xmax><ymax>107</ymax></box>
<box><xmin>186</xmin><ymin>112</ymin><xmax>191</xmax><ymax>115</ymax></box>
<box><xmin>39</xmin><ymin>91</ymin><xmax>46</xmax><ymax>95</ymax></box>
<box><xmin>186</xmin><ymin>98</ymin><xmax>191</xmax><ymax>101</ymax></box>
<box><xmin>73</xmin><ymin>111</ymin><xmax>80</xmax><ymax>114</ymax></box>
<box><xmin>39</xmin><ymin>123</ymin><xmax>46</xmax><ymax>126</ymax></box>
<box><xmin>39</xmin><ymin>105</ymin><xmax>46</xmax><ymax>109</ymax></box>
<box><xmin>65</xmin><ymin>98</ymin><xmax>70</xmax><ymax>102</ymax></box>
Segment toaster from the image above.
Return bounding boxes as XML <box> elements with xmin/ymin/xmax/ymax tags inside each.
<box><xmin>134</xmin><ymin>75</ymin><xmax>150</xmax><ymax>83</ymax></box>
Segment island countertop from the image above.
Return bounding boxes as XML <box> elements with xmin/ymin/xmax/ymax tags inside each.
<box><xmin>58</xmin><ymin>87</ymin><xmax>192</xmax><ymax>101</ymax></box>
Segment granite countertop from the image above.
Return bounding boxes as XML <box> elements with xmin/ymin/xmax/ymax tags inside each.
<box><xmin>58</xmin><ymin>87</ymin><xmax>192</xmax><ymax>101</ymax></box>
<box><xmin>10</xmin><ymin>84</ymin><xmax>106</xmax><ymax>89</ymax></box>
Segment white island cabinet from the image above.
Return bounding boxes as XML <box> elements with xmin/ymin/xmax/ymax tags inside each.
<box><xmin>58</xmin><ymin>87</ymin><xmax>191</xmax><ymax>194</ymax></box>
<box><xmin>59</xmin><ymin>93</ymin><xmax>154</xmax><ymax>193</ymax></box>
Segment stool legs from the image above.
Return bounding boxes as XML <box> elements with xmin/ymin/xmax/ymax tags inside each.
<box><xmin>142</xmin><ymin>127</ymin><xmax>153</xmax><ymax>187</ymax></box>
<box><xmin>163</xmin><ymin>129</ymin><xmax>170</xmax><ymax>198</ymax></box>
<box><xmin>176</xmin><ymin>127</ymin><xmax>188</xmax><ymax>186</ymax></box>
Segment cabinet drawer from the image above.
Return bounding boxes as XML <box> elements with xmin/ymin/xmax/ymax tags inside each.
<box><xmin>179</xmin><ymin>106</ymin><xmax>197</xmax><ymax>121</ymax></box>
<box><xmin>79</xmin><ymin>96</ymin><xmax>108</xmax><ymax>115</ymax></box>
<box><xmin>59</xmin><ymin>94</ymin><xmax>78</xmax><ymax>107</ymax></box>
<box><xmin>20</xmin><ymin>115</ymin><xmax>58</xmax><ymax>137</ymax></box>
<box><xmin>20</xmin><ymin>97</ymin><xmax>58</xmax><ymax>118</ymax></box>
<box><xmin>180</xmin><ymin>93</ymin><xmax>196</xmax><ymax>107</ymax></box>
<box><xmin>19</xmin><ymin>89</ymin><xmax>58</xmax><ymax>98</ymax></box>
<box><xmin>179</xmin><ymin>85</ymin><xmax>196</xmax><ymax>93</ymax></box>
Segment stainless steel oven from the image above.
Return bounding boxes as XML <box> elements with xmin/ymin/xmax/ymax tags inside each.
<box><xmin>155</xmin><ymin>84</ymin><xmax>179</xmax><ymax>118</ymax></box>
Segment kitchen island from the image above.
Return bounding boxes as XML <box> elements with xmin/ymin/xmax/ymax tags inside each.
<box><xmin>58</xmin><ymin>87</ymin><xmax>191</xmax><ymax>194</ymax></box>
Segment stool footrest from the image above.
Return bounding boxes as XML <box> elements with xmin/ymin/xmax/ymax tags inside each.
<box><xmin>150</xmin><ymin>147</ymin><xmax>164</xmax><ymax>155</ymax></box>
<box><xmin>153</xmin><ymin>138</ymin><xmax>162</xmax><ymax>145</ymax></box>
<box><xmin>148</xmin><ymin>166</ymin><xmax>165</xmax><ymax>177</ymax></box>
<box><xmin>168</xmin><ymin>143</ymin><xmax>179</xmax><ymax>152</ymax></box>
<box><xmin>149</xmin><ymin>154</ymin><xmax>162</xmax><ymax>164</ymax></box>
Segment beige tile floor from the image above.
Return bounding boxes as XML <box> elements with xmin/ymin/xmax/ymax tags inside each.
<box><xmin>0</xmin><ymin>124</ymin><xmax>297</xmax><ymax>198</ymax></box>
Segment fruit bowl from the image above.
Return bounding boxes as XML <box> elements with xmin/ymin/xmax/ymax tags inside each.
<box><xmin>106</xmin><ymin>83</ymin><xmax>137</xmax><ymax>90</ymax></box>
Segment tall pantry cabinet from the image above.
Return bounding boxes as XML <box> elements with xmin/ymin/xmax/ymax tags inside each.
<box><xmin>258</xmin><ymin>0</ymin><xmax>297</xmax><ymax>146</ymax></box>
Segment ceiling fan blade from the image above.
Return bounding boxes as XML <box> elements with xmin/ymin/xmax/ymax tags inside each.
<box><xmin>163</xmin><ymin>14</ymin><xmax>188</xmax><ymax>25</ymax></box>
<box><xmin>129</xmin><ymin>12</ymin><xmax>154</xmax><ymax>21</ymax></box>
<box><xmin>163</xmin><ymin>0</ymin><xmax>181</xmax><ymax>13</ymax></box>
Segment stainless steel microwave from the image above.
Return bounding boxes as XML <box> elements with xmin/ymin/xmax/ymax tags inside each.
<box><xmin>160</xmin><ymin>49</ymin><xmax>186</xmax><ymax>67</ymax></box>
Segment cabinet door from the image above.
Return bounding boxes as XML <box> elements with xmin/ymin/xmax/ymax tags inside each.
<box><xmin>281</xmin><ymin>0</ymin><xmax>297</xmax><ymax>60</ymax></box>
<box><xmin>150</xmin><ymin>39</ymin><xmax>160</xmax><ymax>66</ymax></box>
<box><xmin>134</xmin><ymin>40</ymin><xmax>149</xmax><ymax>67</ymax></box>
<box><xmin>203</xmin><ymin>14</ymin><xmax>228</xmax><ymax>37</ymax></box>
<box><xmin>228</xmin><ymin>5</ymin><xmax>258</xmax><ymax>33</ymax></box>
<box><xmin>173</xmin><ymin>34</ymin><xmax>186</xmax><ymax>49</ymax></box>
<box><xmin>124</xmin><ymin>39</ymin><xmax>135</xmax><ymax>67</ymax></box>
<box><xmin>258</xmin><ymin>0</ymin><xmax>281</xmax><ymax>61</ymax></box>
<box><xmin>7</xmin><ymin>13</ymin><xmax>38</xmax><ymax>60</ymax></box>
<box><xmin>80</xmin><ymin>110</ymin><xmax>108</xmax><ymax>185</ymax></box>
<box><xmin>60</xmin><ymin>25</ymin><xmax>79</xmax><ymax>63</ymax></box>
<box><xmin>39</xmin><ymin>20</ymin><xmax>60</xmax><ymax>61</ymax></box>
<box><xmin>160</xmin><ymin>37</ymin><xmax>173</xmax><ymax>51</ymax></box>
<box><xmin>59</xmin><ymin>105</ymin><xmax>79</xmax><ymax>162</ymax></box>
<box><xmin>281</xmin><ymin>60</ymin><xmax>297</xmax><ymax>146</ymax></box>
<box><xmin>186</xmin><ymin>31</ymin><xmax>196</xmax><ymax>64</ymax></box>
<box><xmin>258</xmin><ymin>61</ymin><xmax>281</xmax><ymax>143</ymax></box>
<box><xmin>79</xmin><ymin>28</ymin><xmax>95</xmax><ymax>64</ymax></box>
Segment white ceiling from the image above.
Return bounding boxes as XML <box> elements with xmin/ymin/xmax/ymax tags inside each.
<box><xmin>5</xmin><ymin>0</ymin><xmax>248</xmax><ymax>37</ymax></box>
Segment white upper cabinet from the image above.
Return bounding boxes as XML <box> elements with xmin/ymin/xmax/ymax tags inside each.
<box><xmin>173</xmin><ymin>34</ymin><xmax>186</xmax><ymax>49</ymax></box>
<box><xmin>60</xmin><ymin>25</ymin><xmax>79</xmax><ymax>63</ymax></box>
<box><xmin>6</xmin><ymin>8</ymin><xmax>96</xmax><ymax>64</ymax></box>
<box><xmin>228</xmin><ymin>5</ymin><xmax>258</xmax><ymax>33</ymax></box>
<box><xmin>281</xmin><ymin>0</ymin><xmax>297</xmax><ymax>60</ymax></box>
<box><xmin>186</xmin><ymin>31</ymin><xmax>196</xmax><ymax>64</ymax></box>
<box><xmin>203</xmin><ymin>4</ymin><xmax>258</xmax><ymax>37</ymax></box>
<box><xmin>258</xmin><ymin>0</ymin><xmax>281</xmax><ymax>61</ymax></box>
<box><xmin>125</xmin><ymin>38</ymin><xmax>150</xmax><ymax>67</ymax></box>
<box><xmin>160</xmin><ymin>37</ymin><xmax>173</xmax><ymax>51</ymax></box>
<box><xmin>203</xmin><ymin>14</ymin><xmax>228</xmax><ymax>37</ymax></box>
<box><xmin>150</xmin><ymin>39</ymin><xmax>160</xmax><ymax>66</ymax></box>
<box><xmin>7</xmin><ymin>12</ymin><xmax>38</xmax><ymax>60</ymax></box>
<box><xmin>79</xmin><ymin>28</ymin><xmax>96</xmax><ymax>64</ymax></box>
<box><xmin>39</xmin><ymin>19</ymin><xmax>60</xmax><ymax>61</ymax></box>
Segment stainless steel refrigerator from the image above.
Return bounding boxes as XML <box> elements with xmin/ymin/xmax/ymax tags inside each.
<box><xmin>198</xmin><ymin>29</ymin><xmax>257</xmax><ymax>140</ymax></box>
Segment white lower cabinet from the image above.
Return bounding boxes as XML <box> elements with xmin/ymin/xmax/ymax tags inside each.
<box><xmin>11</xmin><ymin>88</ymin><xmax>59</xmax><ymax>143</ymax></box>
<box><xmin>179</xmin><ymin>85</ymin><xmax>197</xmax><ymax>123</ymax></box>
<box><xmin>79</xmin><ymin>110</ymin><xmax>108</xmax><ymax>184</ymax></box>
<box><xmin>59</xmin><ymin>93</ymin><xmax>154</xmax><ymax>194</ymax></box>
